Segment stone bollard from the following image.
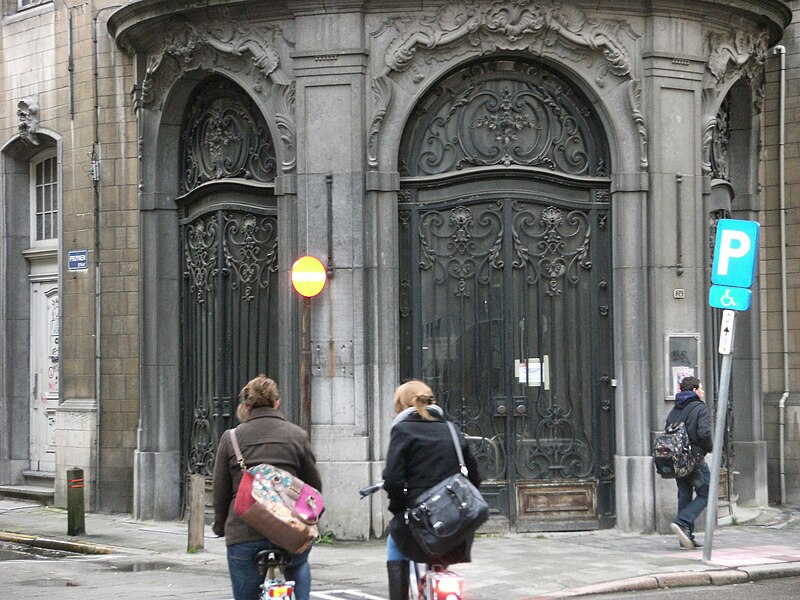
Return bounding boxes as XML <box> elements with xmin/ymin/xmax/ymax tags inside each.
<box><xmin>67</xmin><ymin>467</ymin><xmax>86</xmax><ymax>536</ymax></box>
<box><xmin>187</xmin><ymin>473</ymin><xmax>205</xmax><ymax>552</ymax></box>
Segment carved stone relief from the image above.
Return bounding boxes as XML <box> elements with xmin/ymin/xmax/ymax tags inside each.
<box><xmin>141</xmin><ymin>18</ymin><xmax>296</xmax><ymax>174</ymax></box>
<box><xmin>369</xmin><ymin>0</ymin><xmax>646</xmax><ymax>173</ymax></box>
<box><xmin>382</xmin><ymin>0</ymin><xmax>634</xmax><ymax>84</ymax></box>
<box><xmin>701</xmin><ymin>25</ymin><xmax>767</xmax><ymax>173</ymax></box>
<box><xmin>18</xmin><ymin>98</ymin><xmax>40</xmax><ymax>146</ymax></box>
<box><xmin>705</xmin><ymin>25</ymin><xmax>768</xmax><ymax>90</ymax></box>
<box><xmin>626</xmin><ymin>79</ymin><xmax>648</xmax><ymax>170</ymax></box>
<box><xmin>367</xmin><ymin>76</ymin><xmax>393</xmax><ymax>168</ymax></box>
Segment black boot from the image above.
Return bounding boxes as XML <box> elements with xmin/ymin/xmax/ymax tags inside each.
<box><xmin>387</xmin><ymin>560</ymin><xmax>409</xmax><ymax>600</ymax></box>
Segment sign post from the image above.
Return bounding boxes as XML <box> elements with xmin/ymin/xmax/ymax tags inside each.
<box><xmin>291</xmin><ymin>256</ymin><xmax>328</xmax><ymax>437</ymax></box>
<box><xmin>703</xmin><ymin>219</ymin><xmax>759</xmax><ymax>561</ymax></box>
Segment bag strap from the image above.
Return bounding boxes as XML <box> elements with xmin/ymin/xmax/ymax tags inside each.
<box><xmin>229</xmin><ymin>428</ymin><xmax>247</xmax><ymax>472</ymax></box>
<box><xmin>445</xmin><ymin>421</ymin><xmax>469</xmax><ymax>477</ymax></box>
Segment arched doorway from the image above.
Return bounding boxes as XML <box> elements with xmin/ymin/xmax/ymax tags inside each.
<box><xmin>398</xmin><ymin>58</ymin><xmax>615</xmax><ymax>530</ymax></box>
<box><xmin>176</xmin><ymin>76</ymin><xmax>279</xmax><ymax>479</ymax></box>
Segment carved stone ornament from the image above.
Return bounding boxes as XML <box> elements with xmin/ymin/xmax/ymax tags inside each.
<box><xmin>17</xmin><ymin>98</ymin><xmax>40</xmax><ymax>146</ymax></box>
<box><xmin>368</xmin><ymin>76</ymin><xmax>393</xmax><ymax>167</ymax></box>
<box><xmin>142</xmin><ymin>19</ymin><xmax>288</xmax><ymax>109</ymax></box>
<box><xmin>141</xmin><ymin>18</ymin><xmax>295</xmax><ymax>173</ymax></box>
<box><xmin>626</xmin><ymin>79</ymin><xmax>648</xmax><ymax>170</ymax></box>
<box><xmin>369</xmin><ymin>0</ymin><xmax>648</xmax><ymax>173</ymax></box>
<box><xmin>706</xmin><ymin>25</ymin><xmax>769</xmax><ymax>89</ymax></box>
<box><xmin>383</xmin><ymin>0</ymin><xmax>633</xmax><ymax>85</ymax></box>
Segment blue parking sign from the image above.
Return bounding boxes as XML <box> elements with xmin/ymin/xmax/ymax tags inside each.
<box><xmin>711</xmin><ymin>219</ymin><xmax>759</xmax><ymax>288</ymax></box>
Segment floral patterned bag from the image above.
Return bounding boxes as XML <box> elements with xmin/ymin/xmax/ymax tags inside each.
<box><xmin>230</xmin><ymin>429</ymin><xmax>324</xmax><ymax>553</ymax></box>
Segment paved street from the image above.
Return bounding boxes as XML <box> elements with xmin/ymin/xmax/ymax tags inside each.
<box><xmin>1</xmin><ymin>499</ymin><xmax>800</xmax><ymax>599</ymax></box>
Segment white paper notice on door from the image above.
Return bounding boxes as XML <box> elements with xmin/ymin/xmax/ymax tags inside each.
<box><xmin>517</xmin><ymin>358</ymin><xmax>542</xmax><ymax>386</ymax></box>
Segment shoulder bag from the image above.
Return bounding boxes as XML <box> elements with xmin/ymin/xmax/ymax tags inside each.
<box><xmin>405</xmin><ymin>421</ymin><xmax>489</xmax><ymax>560</ymax></box>
<box><xmin>229</xmin><ymin>428</ymin><xmax>324</xmax><ymax>554</ymax></box>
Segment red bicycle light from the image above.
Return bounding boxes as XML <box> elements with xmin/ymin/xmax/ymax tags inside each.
<box><xmin>268</xmin><ymin>584</ymin><xmax>294</xmax><ymax>599</ymax></box>
<box><xmin>435</xmin><ymin>576</ymin><xmax>462</xmax><ymax>598</ymax></box>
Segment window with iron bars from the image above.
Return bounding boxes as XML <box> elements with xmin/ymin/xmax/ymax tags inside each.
<box><xmin>31</xmin><ymin>153</ymin><xmax>58</xmax><ymax>242</ymax></box>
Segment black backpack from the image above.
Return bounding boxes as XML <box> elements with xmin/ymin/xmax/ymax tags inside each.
<box><xmin>653</xmin><ymin>420</ymin><xmax>696</xmax><ymax>478</ymax></box>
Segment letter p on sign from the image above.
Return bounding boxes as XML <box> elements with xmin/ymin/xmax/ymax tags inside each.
<box><xmin>711</xmin><ymin>219</ymin><xmax>760</xmax><ymax>289</ymax></box>
<box><xmin>716</xmin><ymin>230</ymin><xmax>750</xmax><ymax>275</ymax></box>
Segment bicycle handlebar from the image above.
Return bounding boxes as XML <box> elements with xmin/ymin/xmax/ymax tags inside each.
<box><xmin>358</xmin><ymin>482</ymin><xmax>384</xmax><ymax>498</ymax></box>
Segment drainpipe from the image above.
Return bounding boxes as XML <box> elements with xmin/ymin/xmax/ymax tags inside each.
<box><xmin>90</xmin><ymin>3</ymin><xmax>122</xmax><ymax>512</ymax></box>
<box><xmin>91</xmin><ymin>10</ymin><xmax>103</xmax><ymax>513</ymax></box>
<box><xmin>773</xmin><ymin>45</ymin><xmax>787</xmax><ymax>505</ymax></box>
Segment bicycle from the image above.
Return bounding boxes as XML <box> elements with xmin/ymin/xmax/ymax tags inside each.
<box><xmin>359</xmin><ymin>482</ymin><xmax>464</xmax><ymax>600</ymax></box>
<box><xmin>255</xmin><ymin>548</ymin><xmax>296</xmax><ymax>600</ymax></box>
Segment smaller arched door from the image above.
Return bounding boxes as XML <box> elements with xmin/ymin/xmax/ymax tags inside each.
<box><xmin>177</xmin><ymin>77</ymin><xmax>279</xmax><ymax>479</ymax></box>
<box><xmin>398</xmin><ymin>58</ymin><xmax>615</xmax><ymax>531</ymax></box>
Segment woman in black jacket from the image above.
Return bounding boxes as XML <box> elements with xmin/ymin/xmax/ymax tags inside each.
<box><xmin>382</xmin><ymin>380</ymin><xmax>482</xmax><ymax>600</ymax></box>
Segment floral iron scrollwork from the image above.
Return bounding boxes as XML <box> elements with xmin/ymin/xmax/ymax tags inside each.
<box><xmin>402</xmin><ymin>61</ymin><xmax>604</xmax><ymax>177</ymax></box>
<box><xmin>180</xmin><ymin>78</ymin><xmax>276</xmax><ymax>193</ymax></box>
<box><xmin>222</xmin><ymin>212</ymin><xmax>279</xmax><ymax>303</ymax></box>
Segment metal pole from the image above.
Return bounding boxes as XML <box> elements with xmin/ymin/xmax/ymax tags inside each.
<box><xmin>703</xmin><ymin>320</ymin><xmax>735</xmax><ymax>562</ymax></box>
<box><xmin>300</xmin><ymin>296</ymin><xmax>311</xmax><ymax>436</ymax></box>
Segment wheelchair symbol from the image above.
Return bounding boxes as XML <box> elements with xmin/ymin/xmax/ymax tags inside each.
<box><xmin>720</xmin><ymin>289</ymin><xmax>737</xmax><ymax>307</ymax></box>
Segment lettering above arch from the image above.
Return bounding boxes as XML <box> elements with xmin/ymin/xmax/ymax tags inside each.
<box><xmin>399</xmin><ymin>59</ymin><xmax>610</xmax><ymax>178</ymax></box>
<box><xmin>180</xmin><ymin>77</ymin><xmax>277</xmax><ymax>194</ymax></box>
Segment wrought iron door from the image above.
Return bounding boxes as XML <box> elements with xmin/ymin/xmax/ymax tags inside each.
<box><xmin>398</xmin><ymin>56</ymin><xmax>614</xmax><ymax>530</ymax></box>
<box><xmin>181</xmin><ymin>205</ymin><xmax>279</xmax><ymax>477</ymax></box>
<box><xmin>177</xmin><ymin>75</ymin><xmax>279</xmax><ymax>481</ymax></box>
<box><xmin>399</xmin><ymin>189</ymin><xmax>614</xmax><ymax>530</ymax></box>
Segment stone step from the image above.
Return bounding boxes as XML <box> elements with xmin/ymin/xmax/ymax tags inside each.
<box><xmin>0</xmin><ymin>484</ymin><xmax>54</xmax><ymax>506</ymax></box>
<box><xmin>22</xmin><ymin>469</ymin><xmax>55</xmax><ymax>487</ymax></box>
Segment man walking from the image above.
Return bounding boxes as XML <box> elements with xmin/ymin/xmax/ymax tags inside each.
<box><xmin>668</xmin><ymin>376</ymin><xmax>713</xmax><ymax>549</ymax></box>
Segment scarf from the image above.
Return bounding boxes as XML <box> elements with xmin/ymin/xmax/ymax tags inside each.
<box><xmin>390</xmin><ymin>404</ymin><xmax>443</xmax><ymax>429</ymax></box>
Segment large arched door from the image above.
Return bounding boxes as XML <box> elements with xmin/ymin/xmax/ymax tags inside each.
<box><xmin>398</xmin><ymin>58</ymin><xmax>615</xmax><ymax>530</ymax></box>
<box><xmin>177</xmin><ymin>77</ymin><xmax>279</xmax><ymax>479</ymax></box>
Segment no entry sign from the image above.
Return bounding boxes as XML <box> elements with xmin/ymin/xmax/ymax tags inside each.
<box><xmin>291</xmin><ymin>255</ymin><xmax>327</xmax><ymax>297</ymax></box>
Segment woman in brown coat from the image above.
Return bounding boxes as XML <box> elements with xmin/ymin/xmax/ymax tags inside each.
<box><xmin>213</xmin><ymin>375</ymin><xmax>322</xmax><ymax>600</ymax></box>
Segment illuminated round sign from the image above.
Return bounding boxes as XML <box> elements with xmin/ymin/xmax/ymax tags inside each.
<box><xmin>291</xmin><ymin>255</ymin><xmax>327</xmax><ymax>297</ymax></box>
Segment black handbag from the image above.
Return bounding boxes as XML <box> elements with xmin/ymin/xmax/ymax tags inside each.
<box><xmin>405</xmin><ymin>421</ymin><xmax>489</xmax><ymax>560</ymax></box>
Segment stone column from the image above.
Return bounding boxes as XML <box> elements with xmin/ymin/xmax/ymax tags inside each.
<box><xmin>642</xmin><ymin>34</ymin><xmax>709</xmax><ymax>532</ymax></box>
<box><xmin>291</xmin><ymin>8</ymin><xmax>373</xmax><ymax>539</ymax></box>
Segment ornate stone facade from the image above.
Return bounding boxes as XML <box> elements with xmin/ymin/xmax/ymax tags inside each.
<box><xmin>0</xmin><ymin>0</ymin><xmax>794</xmax><ymax>538</ymax></box>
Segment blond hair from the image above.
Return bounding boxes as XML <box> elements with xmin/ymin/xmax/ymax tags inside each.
<box><xmin>393</xmin><ymin>379</ymin><xmax>436</xmax><ymax>421</ymax></box>
<box><xmin>237</xmin><ymin>374</ymin><xmax>280</xmax><ymax>422</ymax></box>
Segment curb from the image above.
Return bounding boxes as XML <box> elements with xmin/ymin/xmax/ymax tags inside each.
<box><xmin>528</xmin><ymin>562</ymin><xmax>800</xmax><ymax>598</ymax></box>
<box><xmin>0</xmin><ymin>530</ymin><xmax>115</xmax><ymax>555</ymax></box>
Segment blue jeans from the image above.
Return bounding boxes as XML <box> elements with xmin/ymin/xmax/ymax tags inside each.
<box><xmin>675</xmin><ymin>461</ymin><xmax>710</xmax><ymax>533</ymax></box>
<box><xmin>227</xmin><ymin>539</ymin><xmax>312</xmax><ymax>600</ymax></box>
<box><xmin>387</xmin><ymin>533</ymin><xmax>408</xmax><ymax>561</ymax></box>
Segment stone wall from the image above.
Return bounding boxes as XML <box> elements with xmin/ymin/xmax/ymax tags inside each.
<box><xmin>760</xmin><ymin>0</ymin><xmax>800</xmax><ymax>505</ymax></box>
